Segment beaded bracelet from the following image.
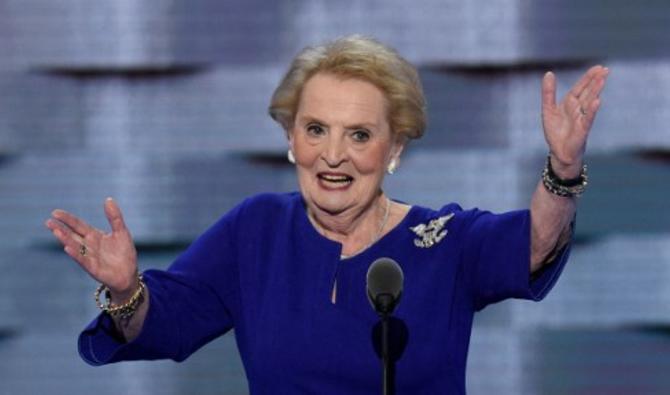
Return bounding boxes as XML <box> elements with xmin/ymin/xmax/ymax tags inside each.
<box><xmin>95</xmin><ymin>274</ymin><xmax>146</xmax><ymax>320</ymax></box>
<box><xmin>541</xmin><ymin>155</ymin><xmax>588</xmax><ymax>197</ymax></box>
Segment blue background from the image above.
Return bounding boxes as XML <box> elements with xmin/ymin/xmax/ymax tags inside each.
<box><xmin>1</xmin><ymin>1</ymin><xmax>669</xmax><ymax>394</ymax></box>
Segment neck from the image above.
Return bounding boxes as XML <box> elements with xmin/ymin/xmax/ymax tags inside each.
<box><xmin>308</xmin><ymin>193</ymin><xmax>390</xmax><ymax>254</ymax></box>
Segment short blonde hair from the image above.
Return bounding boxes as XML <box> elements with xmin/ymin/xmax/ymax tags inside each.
<box><xmin>268</xmin><ymin>35</ymin><xmax>426</xmax><ymax>140</ymax></box>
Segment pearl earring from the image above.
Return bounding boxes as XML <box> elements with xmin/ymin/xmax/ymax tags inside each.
<box><xmin>387</xmin><ymin>158</ymin><xmax>398</xmax><ymax>175</ymax></box>
<box><xmin>287</xmin><ymin>150</ymin><xmax>296</xmax><ymax>164</ymax></box>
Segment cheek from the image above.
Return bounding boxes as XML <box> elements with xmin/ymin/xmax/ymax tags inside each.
<box><xmin>292</xmin><ymin>136</ymin><xmax>319</xmax><ymax>165</ymax></box>
<box><xmin>353</xmin><ymin>145</ymin><xmax>391</xmax><ymax>175</ymax></box>
<box><xmin>294</xmin><ymin>147</ymin><xmax>320</xmax><ymax>167</ymax></box>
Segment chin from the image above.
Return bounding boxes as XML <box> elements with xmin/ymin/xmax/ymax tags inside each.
<box><xmin>306</xmin><ymin>192</ymin><xmax>355</xmax><ymax>215</ymax></box>
<box><xmin>315</xmin><ymin>199</ymin><xmax>350</xmax><ymax>215</ymax></box>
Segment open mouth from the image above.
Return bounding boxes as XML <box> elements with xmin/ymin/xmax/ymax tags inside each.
<box><xmin>318</xmin><ymin>172</ymin><xmax>354</xmax><ymax>188</ymax></box>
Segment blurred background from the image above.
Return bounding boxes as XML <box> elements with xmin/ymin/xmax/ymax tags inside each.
<box><xmin>1</xmin><ymin>1</ymin><xmax>669</xmax><ymax>394</ymax></box>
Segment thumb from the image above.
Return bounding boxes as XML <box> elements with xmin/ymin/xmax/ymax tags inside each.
<box><xmin>542</xmin><ymin>71</ymin><xmax>557</xmax><ymax>110</ymax></box>
<box><xmin>104</xmin><ymin>197</ymin><xmax>128</xmax><ymax>233</ymax></box>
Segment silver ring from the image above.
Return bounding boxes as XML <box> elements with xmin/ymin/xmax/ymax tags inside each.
<box><xmin>79</xmin><ymin>244</ymin><xmax>87</xmax><ymax>256</ymax></box>
<box><xmin>579</xmin><ymin>107</ymin><xmax>587</xmax><ymax>116</ymax></box>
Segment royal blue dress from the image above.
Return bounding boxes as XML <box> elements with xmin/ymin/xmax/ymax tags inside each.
<box><xmin>79</xmin><ymin>192</ymin><xmax>569</xmax><ymax>394</ymax></box>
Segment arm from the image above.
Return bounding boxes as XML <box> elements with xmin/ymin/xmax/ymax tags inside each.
<box><xmin>46</xmin><ymin>198</ymin><xmax>146</xmax><ymax>341</ymax></box>
<box><xmin>109</xmin><ymin>286</ymin><xmax>149</xmax><ymax>342</ymax></box>
<box><xmin>50</xmin><ymin>196</ymin><xmax>241</xmax><ymax>365</ymax></box>
<box><xmin>529</xmin><ymin>173</ymin><xmax>576</xmax><ymax>273</ymax></box>
<box><xmin>530</xmin><ymin>66</ymin><xmax>609</xmax><ymax>273</ymax></box>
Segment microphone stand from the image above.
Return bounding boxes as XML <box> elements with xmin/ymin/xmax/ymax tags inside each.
<box><xmin>381</xmin><ymin>314</ymin><xmax>392</xmax><ymax>395</ymax></box>
<box><xmin>377</xmin><ymin>294</ymin><xmax>395</xmax><ymax>395</ymax></box>
<box><xmin>366</xmin><ymin>258</ymin><xmax>403</xmax><ymax>395</ymax></box>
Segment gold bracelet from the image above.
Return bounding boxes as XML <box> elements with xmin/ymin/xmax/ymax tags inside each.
<box><xmin>94</xmin><ymin>274</ymin><xmax>146</xmax><ymax>320</ymax></box>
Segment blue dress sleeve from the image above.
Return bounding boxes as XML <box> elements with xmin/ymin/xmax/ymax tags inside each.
<box><xmin>459</xmin><ymin>208</ymin><xmax>571</xmax><ymax>311</ymax></box>
<box><xmin>78</xmin><ymin>201</ymin><xmax>244</xmax><ymax>365</ymax></box>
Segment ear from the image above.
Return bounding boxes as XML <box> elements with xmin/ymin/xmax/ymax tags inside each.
<box><xmin>390</xmin><ymin>134</ymin><xmax>408</xmax><ymax>162</ymax></box>
<box><xmin>286</xmin><ymin>126</ymin><xmax>295</xmax><ymax>152</ymax></box>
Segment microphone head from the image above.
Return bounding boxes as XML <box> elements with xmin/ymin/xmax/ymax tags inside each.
<box><xmin>366</xmin><ymin>257</ymin><xmax>404</xmax><ymax>316</ymax></box>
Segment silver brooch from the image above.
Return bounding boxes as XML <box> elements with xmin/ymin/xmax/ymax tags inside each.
<box><xmin>409</xmin><ymin>213</ymin><xmax>455</xmax><ymax>248</ymax></box>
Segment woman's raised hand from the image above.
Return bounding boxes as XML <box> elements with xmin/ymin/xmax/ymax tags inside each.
<box><xmin>541</xmin><ymin>65</ymin><xmax>609</xmax><ymax>178</ymax></box>
<box><xmin>46</xmin><ymin>198</ymin><xmax>139</xmax><ymax>301</ymax></box>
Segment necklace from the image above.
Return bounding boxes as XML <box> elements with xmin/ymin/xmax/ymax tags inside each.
<box><xmin>308</xmin><ymin>197</ymin><xmax>391</xmax><ymax>259</ymax></box>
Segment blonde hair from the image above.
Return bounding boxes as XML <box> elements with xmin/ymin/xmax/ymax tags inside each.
<box><xmin>268</xmin><ymin>35</ymin><xmax>426</xmax><ymax>140</ymax></box>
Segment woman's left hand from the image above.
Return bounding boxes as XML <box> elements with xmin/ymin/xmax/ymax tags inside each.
<box><xmin>541</xmin><ymin>65</ymin><xmax>609</xmax><ymax>178</ymax></box>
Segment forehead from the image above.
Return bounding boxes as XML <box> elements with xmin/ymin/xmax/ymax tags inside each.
<box><xmin>296</xmin><ymin>73</ymin><xmax>389</xmax><ymax>124</ymax></box>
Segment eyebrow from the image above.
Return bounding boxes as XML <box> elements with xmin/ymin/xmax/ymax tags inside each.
<box><xmin>297</xmin><ymin>115</ymin><xmax>379</xmax><ymax>131</ymax></box>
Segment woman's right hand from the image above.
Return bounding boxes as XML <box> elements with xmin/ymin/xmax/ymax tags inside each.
<box><xmin>46</xmin><ymin>198</ymin><xmax>139</xmax><ymax>303</ymax></box>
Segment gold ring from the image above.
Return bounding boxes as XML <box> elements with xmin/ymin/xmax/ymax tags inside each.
<box><xmin>79</xmin><ymin>244</ymin><xmax>87</xmax><ymax>256</ymax></box>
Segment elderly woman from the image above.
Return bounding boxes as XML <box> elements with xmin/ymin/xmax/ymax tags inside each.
<box><xmin>46</xmin><ymin>36</ymin><xmax>607</xmax><ymax>394</ymax></box>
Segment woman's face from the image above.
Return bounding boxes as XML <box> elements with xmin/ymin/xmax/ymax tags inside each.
<box><xmin>289</xmin><ymin>73</ymin><xmax>404</xmax><ymax>217</ymax></box>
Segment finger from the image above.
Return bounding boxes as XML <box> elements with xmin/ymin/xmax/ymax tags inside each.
<box><xmin>46</xmin><ymin>218</ymin><xmax>85</xmax><ymax>245</ymax></box>
<box><xmin>579</xmin><ymin>78</ymin><xmax>604</xmax><ymax>106</ymax></box>
<box><xmin>51</xmin><ymin>209</ymin><xmax>96</xmax><ymax>238</ymax></box>
<box><xmin>104</xmin><ymin>197</ymin><xmax>128</xmax><ymax>233</ymax></box>
<box><xmin>582</xmin><ymin>98</ymin><xmax>602</xmax><ymax>130</ymax></box>
<box><xmin>578</xmin><ymin>79</ymin><xmax>595</xmax><ymax>105</ymax></box>
<box><xmin>569</xmin><ymin>65</ymin><xmax>604</xmax><ymax>99</ymax></box>
<box><xmin>51</xmin><ymin>225</ymin><xmax>100</xmax><ymax>276</ymax></box>
<box><xmin>542</xmin><ymin>71</ymin><xmax>557</xmax><ymax>109</ymax></box>
<box><xmin>563</xmin><ymin>92</ymin><xmax>582</xmax><ymax>118</ymax></box>
<box><xmin>575</xmin><ymin>98</ymin><xmax>601</xmax><ymax>135</ymax></box>
<box><xmin>50</xmin><ymin>225</ymin><xmax>84</xmax><ymax>252</ymax></box>
<box><xmin>46</xmin><ymin>218</ymin><xmax>96</xmax><ymax>261</ymax></box>
<box><xmin>576</xmin><ymin>68</ymin><xmax>608</xmax><ymax>121</ymax></box>
<box><xmin>50</xmin><ymin>224</ymin><xmax>98</xmax><ymax>273</ymax></box>
<box><xmin>579</xmin><ymin>72</ymin><xmax>607</xmax><ymax>105</ymax></box>
<box><xmin>63</xmin><ymin>245</ymin><xmax>99</xmax><ymax>277</ymax></box>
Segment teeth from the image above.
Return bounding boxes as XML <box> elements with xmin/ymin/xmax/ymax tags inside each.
<box><xmin>320</xmin><ymin>174</ymin><xmax>352</xmax><ymax>183</ymax></box>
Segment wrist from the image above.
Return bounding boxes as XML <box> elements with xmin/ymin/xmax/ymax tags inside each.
<box><xmin>95</xmin><ymin>273</ymin><xmax>146</xmax><ymax>319</ymax></box>
<box><xmin>109</xmin><ymin>285</ymin><xmax>139</xmax><ymax>306</ymax></box>
<box><xmin>109</xmin><ymin>275</ymin><xmax>141</xmax><ymax>304</ymax></box>
<box><xmin>549</xmin><ymin>155</ymin><xmax>583</xmax><ymax>180</ymax></box>
<box><xmin>95</xmin><ymin>272</ymin><xmax>146</xmax><ymax>320</ymax></box>
<box><xmin>542</xmin><ymin>155</ymin><xmax>588</xmax><ymax>198</ymax></box>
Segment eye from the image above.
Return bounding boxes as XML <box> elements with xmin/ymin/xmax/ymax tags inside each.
<box><xmin>306</xmin><ymin>123</ymin><xmax>325</xmax><ymax>136</ymax></box>
<box><xmin>351</xmin><ymin>129</ymin><xmax>371</xmax><ymax>142</ymax></box>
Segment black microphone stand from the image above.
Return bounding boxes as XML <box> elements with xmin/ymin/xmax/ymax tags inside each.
<box><xmin>377</xmin><ymin>293</ymin><xmax>395</xmax><ymax>395</ymax></box>
<box><xmin>367</xmin><ymin>258</ymin><xmax>404</xmax><ymax>395</ymax></box>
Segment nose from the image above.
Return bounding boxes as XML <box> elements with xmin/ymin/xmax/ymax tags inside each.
<box><xmin>321</xmin><ymin>133</ymin><xmax>347</xmax><ymax>167</ymax></box>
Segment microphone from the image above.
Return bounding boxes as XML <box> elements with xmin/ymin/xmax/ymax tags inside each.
<box><xmin>367</xmin><ymin>258</ymin><xmax>404</xmax><ymax>395</ymax></box>
<box><xmin>366</xmin><ymin>257</ymin><xmax>404</xmax><ymax>317</ymax></box>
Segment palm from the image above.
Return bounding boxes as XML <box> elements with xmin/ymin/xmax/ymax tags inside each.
<box><xmin>541</xmin><ymin>66</ymin><xmax>609</xmax><ymax>172</ymax></box>
<box><xmin>85</xmin><ymin>227</ymin><xmax>137</xmax><ymax>290</ymax></box>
